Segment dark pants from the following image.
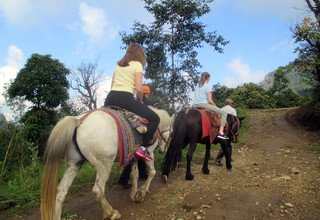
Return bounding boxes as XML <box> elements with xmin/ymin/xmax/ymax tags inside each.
<box><xmin>105</xmin><ymin>90</ymin><xmax>160</xmax><ymax>146</ymax></box>
<box><xmin>118</xmin><ymin>159</ymin><xmax>148</xmax><ymax>185</ymax></box>
<box><xmin>216</xmin><ymin>144</ymin><xmax>233</xmax><ymax>162</ymax></box>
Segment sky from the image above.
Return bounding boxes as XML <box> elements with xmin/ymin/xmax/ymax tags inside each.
<box><xmin>0</xmin><ymin>0</ymin><xmax>310</xmax><ymax>116</ymax></box>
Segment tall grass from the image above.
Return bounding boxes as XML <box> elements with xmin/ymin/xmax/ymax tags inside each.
<box><xmin>0</xmin><ymin>160</ymin><xmax>121</xmax><ymax>217</ymax></box>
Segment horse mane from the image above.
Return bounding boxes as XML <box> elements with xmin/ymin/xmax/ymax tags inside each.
<box><xmin>148</xmin><ymin>106</ymin><xmax>172</xmax><ymax>130</ymax></box>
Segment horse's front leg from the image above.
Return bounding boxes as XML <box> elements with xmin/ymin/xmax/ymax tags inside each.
<box><xmin>202</xmin><ymin>142</ymin><xmax>211</xmax><ymax>174</ymax></box>
<box><xmin>140</xmin><ymin>157</ymin><xmax>155</xmax><ymax>193</ymax></box>
<box><xmin>135</xmin><ymin>154</ymin><xmax>156</xmax><ymax>202</ymax></box>
<box><xmin>186</xmin><ymin>141</ymin><xmax>196</xmax><ymax>180</ymax></box>
<box><xmin>130</xmin><ymin>160</ymin><xmax>139</xmax><ymax>202</ymax></box>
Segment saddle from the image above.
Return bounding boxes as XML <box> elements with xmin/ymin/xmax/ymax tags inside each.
<box><xmin>79</xmin><ymin>106</ymin><xmax>153</xmax><ymax>169</ymax></box>
<box><xmin>194</xmin><ymin>107</ymin><xmax>228</xmax><ymax>143</ymax></box>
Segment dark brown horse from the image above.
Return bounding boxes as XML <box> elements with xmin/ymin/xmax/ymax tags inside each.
<box><xmin>161</xmin><ymin>108</ymin><xmax>243</xmax><ymax>182</ymax></box>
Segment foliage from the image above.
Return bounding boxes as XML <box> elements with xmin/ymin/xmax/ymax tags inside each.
<box><xmin>70</xmin><ymin>61</ymin><xmax>103</xmax><ymax>110</ymax></box>
<box><xmin>269</xmin><ymin>66</ymin><xmax>289</xmax><ymax>94</ymax></box>
<box><xmin>0</xmin><ymin>120</ymin><xmax>39</xmax><ymax>182</ymax></box>
<box><xmin>293</xmin><ymin>104</ymin><xmax>320</xmax><ymax>130</ymax></box>
<box><xmin>259</xmin><ymin>63</ymin><xmax>316</xmax><ymax>99</ymax></box>
<box><xmin>291</xmin><ymin>0</ymin><xmax>320</xmax><ymax>103</ymax></box>
<box><xmin>211</xmin><ymin>83</ymin><xmax>234</xmax><ymax>107</ymax></box>
<box><xmin>6</xmin><ymin>53</ymin><xmax>70</xmax><ymax>156</ymax></box>
<box><xmin>19</xmin><ymin>108</ymin><xmax>57</xmax><ymax>155</ymax></box>
<box><xmin>3</xmin><ymin>84</ymin><xmax>29</xmax><ymax>123</ymax></box>
<box><xmin>0</xmin><ymin>118</ymin><xmax>41</xmax><ymax>213</ymax></box>
<box><xmin>272</xmin><ymin>89</ymin><xmax>302</xmax><ymax>108</ymax></box>
<box><xmin>230</xmin><ymin>83</ymin><xmax>275</xmax><ymax>109</ymax></box>
<box><xmin>57</xmin><ymin>100</ymin><xmax>88</xmax><ymax>118</ymax></box>
<box><xmin>0</xmin><ymin>160</ymin><xmax>41</xmax><ymax>212</ymax></box>
<box><xmin>267</xmin><ymin>66</ymin><xmax>302</xmax><ymax>108</ymax></box>
<box><xmin>304</xmin><ymin>145</ymin><xmax>320</xmax><ymax>151</ymax></box>
<box><xmin>120</xmin><ymin>0</ymin><xmax>229</xmax><ymax>113</ymax></box>
<box><xmin>7</xmin><ymin>53</ymin><xmax>70</xmax><ymax>109</ymax></box>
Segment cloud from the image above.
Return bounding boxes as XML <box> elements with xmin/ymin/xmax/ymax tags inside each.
<box><xmin>225</xmin><ymin>58</ymin><xmax>267</xmax><ymax>88</ymax></box>
<box><xmin>0</xmin><ymin>45</ymin><xmax>25</xmax><ymax>105</ymax></box>
<box><xmin>0</xmin><ymin>0</ymin><xmax>75</xmax><ymax>26</ymax></box>
<box><xmin>96</xmin><ymin>76</ymin><xmax>112</xmax><ymax>107</ymax></box>
<box><xmin>0</xmin><ymin>0</ymin><xmax>35</xmax><ymax>25</ymax></box>
<box><xmin>79</xmin><ymin>2</ymin><xmax>117</xmax><ymax>48</ymax></box>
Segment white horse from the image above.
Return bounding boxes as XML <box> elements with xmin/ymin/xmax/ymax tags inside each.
<box><xmin>40</xmin><ymin>106</ymin><xmax>173</xmax><ymax>220</ymax></box>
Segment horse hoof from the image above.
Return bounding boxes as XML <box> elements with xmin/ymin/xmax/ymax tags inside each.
<box><xmin>111</xmin><ymin>210</ymin><xmax>121</xmax><ymax>220</ymax></box>
<box><xmin>134</xmin><ymin>190</ymin><xmax>145</xmax><ymax>203</ymax></box>
<box><xmin>161</xmin><ymin>175</ymin><xmax>168</xmax><ymax>183</ymax></box>
<box><xmin>185</xmin><ymin>174</ymin><xmax>194</xmax><ymax>181</ymax></box>
<box><xmin>202</xmin><ymin>168</ymin><xmax>210</xmax><ymax>175</ymax></box>
<box><xmin>227</xmin><ymin>166</ymin><xmax>232</xmax><ymax>170</ymax></box>
<box><xmin>104</xmin><ymin>209</ymin><xmax>121</xmax><ymax>220</ymax></box>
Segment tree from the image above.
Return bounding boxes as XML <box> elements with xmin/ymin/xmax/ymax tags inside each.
<box><xmin>232</xmin><ymin>83</ymin><xmax>275</xmax><ymax>109</ymax></box>
<box><xmin>211</xmin><ymin>83</ymin><xmax>234</xmax><ymax>106</ymax></box>
<box><xmin>120</xmin><ymin>0</ymin><xmax>229</xmax><ymax>113</ymax></box>
<box><xmin>291</xmin><ymin>0</ymin><xmax>320</xmax><ymax>103</ymax></box>
<box><xmin>268</xmin><ymin>66</ymin><xmax>302</xmax><ymax>108</ymax></box>
<box><xmin>8</xmin><ymin>54</ymin><xmax>70</xmax><ymax>109</ymax></box>
<box><xmin>269</xmin><ymin>66</ymin><xmax>289</xmax><ymax>94</ymax></box>
<box><xmin>70</xmin><ymin>61</ymin><xmax>103</xmax><ymax>110</ymax></box>
<box><xmin>7</xmin><ymin>54</ymin><xmax>70</xmax><ymax>155</ymax></box>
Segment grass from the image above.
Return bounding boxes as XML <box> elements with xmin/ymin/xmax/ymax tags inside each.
<box><xmin>304</xmin><ymin>145</ymin><xmax>320</xmax><ymax>151</ymax></box>
<box><xmin>0</xmin><ymin>162</ymin><xmax>41</xmax><ymax>215</ymax></box>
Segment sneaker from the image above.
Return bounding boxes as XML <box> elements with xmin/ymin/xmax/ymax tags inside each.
<box><xmin>215</xmin><ymin>160</ymin><xmax>223</xmax><ymax>166</ymax></box>
<box><xmin>217</xmin><ymin>133</ymin><xmax>229</xmax><ymax>140</ymax></box>
<box><xmin>135</xmin><ymin>146</ymin><xmax>153</xmax><ymax>161</ymax></box>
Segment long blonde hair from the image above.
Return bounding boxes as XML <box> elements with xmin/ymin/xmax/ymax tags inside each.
<box><xmin>199</xmin><ymin>72</ymin><xmax>210</xmax><ymax>87</ymax></box>
<box><xmin>117</xmin><ymin>43</ymin><xmax>146</xmax><ymax>67</ymax></box>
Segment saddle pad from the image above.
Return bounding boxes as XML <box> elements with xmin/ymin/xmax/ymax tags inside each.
<box><xmin>79</xmin><ymin>107</ymin><xmax>143</xmax><ymax>169</ymax></box>
<box><xmin>99</xmin><ymin>107</ymin><xmax>143</xmax><ymax>169</ymax></box>
<box><xmin>195</xmin><ymin>108</ymin><xmax>220</xmax><ymax>143</ymax></box>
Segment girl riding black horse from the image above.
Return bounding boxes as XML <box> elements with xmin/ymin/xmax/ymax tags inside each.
<box><xmin>161</xmin><ymin>108</ymin><xmax>242</xmax><ymax>182</ymax></box>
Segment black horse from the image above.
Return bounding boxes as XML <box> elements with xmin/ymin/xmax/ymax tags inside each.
<box><xmin>161</xmin><ymin>108</ymin><xmax>243</xmax><ymax>182</ymax></box>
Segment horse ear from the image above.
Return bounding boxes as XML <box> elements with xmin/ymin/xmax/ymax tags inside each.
<box><xmin>238</xmin><ymin>116</ymin><xmax>245</xmax><ymax>122</ymax></box>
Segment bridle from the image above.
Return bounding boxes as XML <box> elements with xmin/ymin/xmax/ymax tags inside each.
<box><xmin>157</xmin><ymin>126</ymin><xmax>173</xmax><ymax>147</ymax></box>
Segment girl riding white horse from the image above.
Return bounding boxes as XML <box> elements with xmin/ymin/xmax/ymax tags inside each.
<box><xmin>40</xmin><ymin>106</ymin><xmax>173</xmax><ymax>220</ymax></box>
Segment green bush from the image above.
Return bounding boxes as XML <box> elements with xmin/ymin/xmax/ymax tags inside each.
<box><xmin>0</xmin><ymin>160</ymin><xmax>41</xmax><ymax>212</ymax></box>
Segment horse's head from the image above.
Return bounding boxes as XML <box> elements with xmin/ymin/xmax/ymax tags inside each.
<box><xmin>157</xmin><ymin>114</ymin><xmax>175</xmax><ymax>154</ymax></box>
<box><xmin>229</xmin><ymin>116</ymin><xmax>245</xmax><ymax>143</ymax></box>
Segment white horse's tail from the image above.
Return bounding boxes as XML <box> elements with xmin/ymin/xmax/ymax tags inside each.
<box><xmin>40</xmin><ymin>116</ymin><xmax>80</xmax><ymax>220</ymax></box>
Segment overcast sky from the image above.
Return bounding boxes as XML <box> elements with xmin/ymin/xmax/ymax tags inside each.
<box><xmin>0</xmin><ymin>0</ymin><xmax>309</xmax><ymax>114</ymax></box>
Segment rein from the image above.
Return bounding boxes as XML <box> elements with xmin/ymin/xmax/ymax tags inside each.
<box><xmin>157</xmin><ymin>127</ymin><xmax>172</xmax><ymax>145</ymax></box>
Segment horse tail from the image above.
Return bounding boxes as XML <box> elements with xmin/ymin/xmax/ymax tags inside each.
<box><xmin>161</xmin><ymin>109</ymin><xmax>187</xmax><ymax>177</ymax></box>
<box><xmin>40</xmin><ymin>116</ymin><xmax>80</xmax><ymax>220</ymax></box>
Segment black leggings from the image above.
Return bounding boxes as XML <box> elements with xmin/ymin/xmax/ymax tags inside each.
<box><xmin>104</xmin><ymin>90</ymin><xmax>160</xmax><ymax>146</ymax></box>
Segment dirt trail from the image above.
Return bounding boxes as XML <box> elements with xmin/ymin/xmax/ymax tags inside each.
<box><xmin>9</xmin><ymin>108</ymin><xmax>320</xmax><ymax>220</ymax></box>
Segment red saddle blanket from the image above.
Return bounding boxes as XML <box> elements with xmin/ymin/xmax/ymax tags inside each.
<box><xmin>194</xmin><ymin>108</ymin><xmax>227</xmax><ymax>143</ymax></box>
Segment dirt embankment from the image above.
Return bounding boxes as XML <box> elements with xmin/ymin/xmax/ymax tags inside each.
<box><xmin>8</xmin><ymin>108</ymin><xmax>320</xmax><ymax>220</ymax></box>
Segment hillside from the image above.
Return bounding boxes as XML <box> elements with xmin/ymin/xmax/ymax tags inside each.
<box><xmin>258</xmin><ymin>65</ymin><xmax>314</xmax><ymax>96</ymax></box>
